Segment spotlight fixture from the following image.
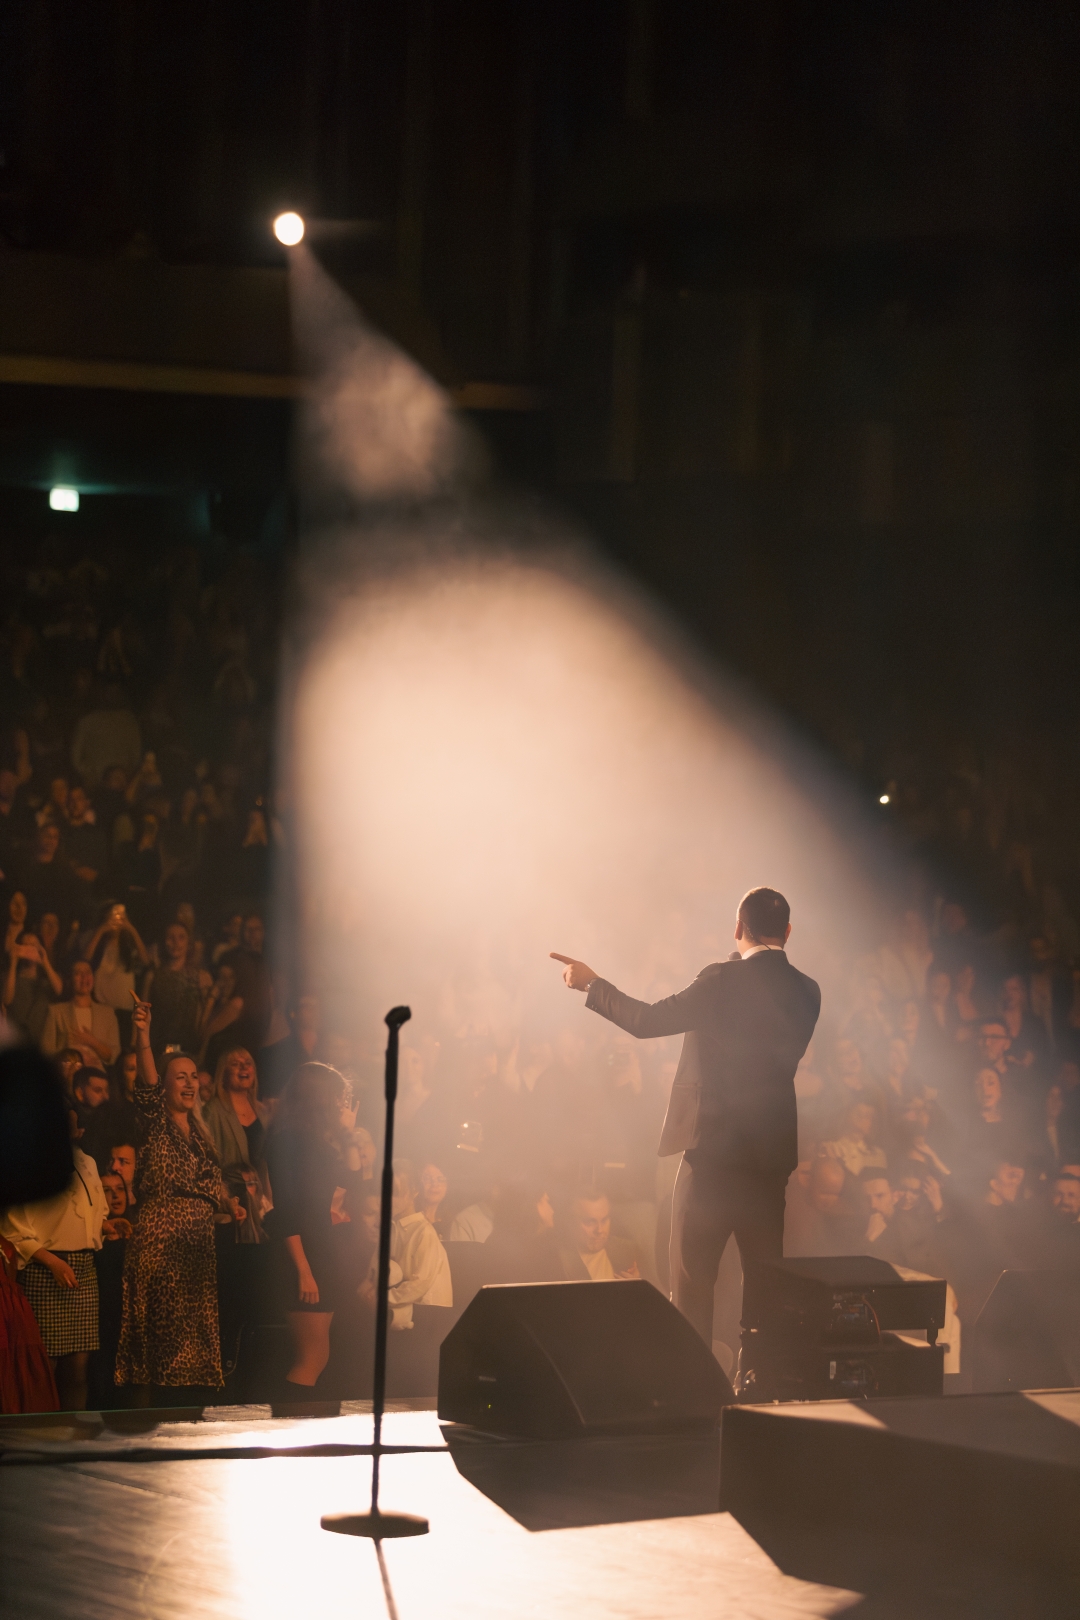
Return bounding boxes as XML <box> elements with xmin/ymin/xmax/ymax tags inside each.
<box><xmin>49</xmin><ymin>487</ymin><xmax>79</xmax><ymax>513</ymax></box>
<box><xmin>878</xmin><ymin>793</ymin><xmax>891</xmax><ymax>805</ymax></box>
<box><xmin>273</xmin><ymin>211</ymin><xmax>305</xmax><ymax>246</ymax></box>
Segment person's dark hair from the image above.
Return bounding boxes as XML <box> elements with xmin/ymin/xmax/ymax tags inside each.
<box><xmin>274</xmin><ymin>1061</ymin><xmax>347</xmax><ymax>1144</ymax></box>
<box><xmin>67</xmin><ymin>958</ymin><xmax>95</xmax><ymax>997</ymax></box>
<box><xmin>72</xmin><ymin>1064</ymin><xmax>107</xmax><ymax>1095</ymax></box>
<box><xmin>857</xmin><ymin>1165</ymin><xmax>890</xmax><ymax>1184</ymax></box>
<box><xmin>738</xmin><ymin>887</ymin><xmax>790</xmax><ymax>943</ymax></box>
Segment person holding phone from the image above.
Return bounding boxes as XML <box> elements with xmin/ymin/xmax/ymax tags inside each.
<box><xmin>2</xmin><ymin>930</ymin><xmax>63</xmax><ymax>1044</ymax></box>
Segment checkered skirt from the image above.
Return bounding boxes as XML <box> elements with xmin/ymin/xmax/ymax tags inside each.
<box><xmin>20</xmin><ymin>1250</ymin><xmax>99</xmax><ymax>1357</ymax></box>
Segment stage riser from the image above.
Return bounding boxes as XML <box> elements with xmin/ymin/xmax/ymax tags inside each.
<box><xmin>720</xmin><ymin>1403</ymin><xmax>1080</xmax><ymax>1579</ymax></box>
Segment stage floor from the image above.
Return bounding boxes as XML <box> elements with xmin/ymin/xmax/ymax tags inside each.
<box><xmin>0</xmin><ymin>1402</ymin><xmax>1074</xmax><ymax>1618</ymax></box>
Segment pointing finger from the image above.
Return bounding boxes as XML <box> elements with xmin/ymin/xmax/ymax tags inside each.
<box><xmin>550</xmin><ymin>953</ymin><xmax>572</xmax><ymax>964</ymax></box>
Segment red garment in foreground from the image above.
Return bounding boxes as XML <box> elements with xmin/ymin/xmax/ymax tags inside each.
<box><xmin>0</xmin><ymin>1238</ymin><xmax>59</xmax><ymax>1415</ymax></box>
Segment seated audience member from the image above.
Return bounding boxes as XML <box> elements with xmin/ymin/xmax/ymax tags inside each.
<box><xmin>18</xmin><ymin>823</ymin><xmax>77</xmax><ymax>925</ymax></box>
<box><xmin>1031</xmin><ymin>1083</ymin><xmax>1074</xmax><ymax>1183</ymax></box>
<box><xmin>1025</xmin><ymin>1172</ymin><xmax>1080</xmax><ymax>1269</ymax></box>
<box><xmin>785</xmin><ymin>1156</ymin><xmax>862</xmax><ymax>1257</ymax></box>
<box><xmin>449</xmin><ymin>1179</ymin><xmax>496</xmax><ymax>1243</ymax></box>
<box><xmin>996</xmin><ymin>973</ymin><xmax>1048</xmax><ymax>1081</ymax></box>
<box><xmin>485</xmin><ymin>1180</ymin><xmax>560</xmax><ymax>1279</ymax></box>
<box><xmin>2</xmin><ymin>929</ymin><xmax>62</xmax><ymax>1043</ymax></box>
<box><xmin>962</xmin><ymin>1068</ymin><xmax>1027</xmax><ymax>1184</ymax></box>
<box><xmin>793</xmin><ymin>1041</ymin><xmax>830</xmax><ymax>1144</ymax></box>
<box><xmin>64</xmin><ymin>782</ymin><xmax>107</xmax><ymax>899</ymax></box>
<box><xmin>556</xmin><ymin>1189</ymin><xmax>640</xmax><ymax>1281</ymax></box>
<box><xmin>820</xmin><ymin>1101</ymin><xmax>888</xmax><ymax>1179</ymax></box>
<box><xmin>590</xmin><ymin>1033</ymin><xmax>663</xmax><ymax>1287</ymax></box>
<box><xmin>826</xmin><ymin>1038</ymin><xmax>883</xmax><ymax>1113</ymax></box>
<box><xmin>886</xmin><ymin>1169</ymin><xmax>949</xmax><ymax>1273</ymax></box>
<box><xmin>418</xmin><ymin>1163</ymin><xmax>449</xmax><ymax>1236</ymax></box>
<box><xmin>974</xmin><ymin>1019</ymin><xmax>1012</xmax><ymax>1082</ymax></box>
<box><xmin>949</xmin><ymin>962</ymin><xmax>983</xmax><ymax>1046</ymax></box>
<box><xmin>374</xmin><ymin>1162</ymin><xmax>452</xmax><ymax>1328</ymax></box>
<box><xmin>0</xmin><ymin>1108</ymin><xmax>110</xmax><ymax>1410</ymax></box>
<box><xmin>858</xmin><ymin>1168</ymin><xmax>898</xmax><ymax>1247</ymax></box>
<box><xmin>41</xmin><ymin>960</ymin><xmax>121</xmax><ymax>1068</ymax></box>
<box><xmin>944</xmin><ymin>1157</ymin><xmax>1032</xmax><ymax>1328</ymax></box>
<box><xmin>882</xmin><ymin>1036</ymin><xmax>916</xmax><ymax>1108</ymax></box>
<box><xmin>890</xmin><ymin>1092</ymin><xmax>952</xmax><ymax>1181</ymax></box>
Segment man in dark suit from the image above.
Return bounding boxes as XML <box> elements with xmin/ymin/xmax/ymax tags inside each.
<box><xmin>552</xmin><ymin>887</ymin><xmax>820</xmax><ymax>1346</ymax></box>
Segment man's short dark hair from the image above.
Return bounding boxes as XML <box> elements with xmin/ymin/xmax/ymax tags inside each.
<box><xmin>72</xmin><ymin>1065</ymin><xmax>107</xmax><ymax>1094</ymax></box>
<box><xmin>738</xmin><ymin>887</ymin><xmax>790</xmax><ymax>943</ymax></box>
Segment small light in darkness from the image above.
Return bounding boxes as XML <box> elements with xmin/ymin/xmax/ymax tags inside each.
<box><xmin>49</xmin><ymin>487</ymin><xmax>79</xmax><ymax>512</ymax></box>
<box><xmin>878</xmin><ymin>793</ymin><xmax>890</xmax><ymax>805</ymax></box>
<box><xmin>273</xmin><ymin>212</ymin><xmax>305</xmax><ymax>246</ymax></box>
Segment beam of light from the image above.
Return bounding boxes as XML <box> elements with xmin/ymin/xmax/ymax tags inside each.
<box><xmin>48</xmin><ymin>486</ymin><xmax>79</xmax><ymax>512</ymax></box>
<box><xmin>283</xmin><ymin>248</ymin><xmax>894</xmax><ymax>1058</ymax></box>
<box><xmin>273</xmin><ymin>211</ymin><xmax>306</xmax><ymax>246</ymax></box>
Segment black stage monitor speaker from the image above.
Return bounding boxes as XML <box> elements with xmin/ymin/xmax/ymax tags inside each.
<box><xmin>438</xmin><ymin>1279</ymin><xmax>733</xmax><ymax>1439</ymax></box>
<box><xmin>971</xmin><ymin>1269</ymin><xmax>1080</xmax><ymax>1392</ymax></box>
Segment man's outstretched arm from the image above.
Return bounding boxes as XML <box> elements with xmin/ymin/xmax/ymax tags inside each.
<box><xmin>550</xmin><ymin>952</ymin><xmax>710</xmax><ymax>1039</ymax></box>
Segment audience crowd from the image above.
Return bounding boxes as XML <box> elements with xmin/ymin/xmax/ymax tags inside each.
<box><xmin>1</xmin><ymin>532</ymin><xmax>1079</xmax><ymax>1410</ymax></box>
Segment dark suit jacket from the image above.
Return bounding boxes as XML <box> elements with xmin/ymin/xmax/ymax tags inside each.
<box><xmin>586</xmin><ymin>950</ymin><xmax>821</xmax><ymax>1176</ymax></box>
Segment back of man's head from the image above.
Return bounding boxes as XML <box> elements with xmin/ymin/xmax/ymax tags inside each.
<box><xmin>737</xmin><ymin>887</ymin><xmax>790</xmax><ymax>944</ymax></box>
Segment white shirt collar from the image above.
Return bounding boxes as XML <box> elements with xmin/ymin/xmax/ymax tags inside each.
<box><xmin>739</xmin><ymin>943</ymin><xmax>787</xmax><ymax>959</ymax></box>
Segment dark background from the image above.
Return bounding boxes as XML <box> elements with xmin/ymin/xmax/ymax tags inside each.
<box><xmin>3</xmin><ymin>0</ymin><xmax>1080</xmax><ymax>916</ymax></box>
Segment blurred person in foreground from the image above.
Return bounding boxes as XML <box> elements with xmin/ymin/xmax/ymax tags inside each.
<box><xmin>554</xmin><ymin>887</ymin><xmax>819</xmax><ymax>1349</ymax></box>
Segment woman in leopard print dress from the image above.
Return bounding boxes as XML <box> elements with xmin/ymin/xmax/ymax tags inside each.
<box><xmin>115</xmin><ymin>999</ymin><xmax>243</xmax><ymax>1396</ymax></box>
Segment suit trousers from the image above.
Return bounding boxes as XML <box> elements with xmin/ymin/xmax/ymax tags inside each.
<box><xmin>669</xmin><ymin>1150</ymin><xmax>787</xmax><ymax>1346</ymax></box>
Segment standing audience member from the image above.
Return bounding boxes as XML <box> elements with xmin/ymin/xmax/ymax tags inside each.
<box><xmin>86</xmin><ymin>902</ymin><xmax>149</xmax><ymax>1046</ymax></box>
<box><xmin>1</xmin><ymin>1110</ymin><xmax>109</xmax><ymax>1409</ymax></box>
<box><xmin>266</xmin><ymin>1062</ymin><xmax>368</xmax><ymax>1398</ymax></box>
<box><xmin>2</xmin><ymin>930</ymin><xmax>62</xmax><ymax>1042</ymax></box>
<box><xmin>115</xmin><ymin>1000</ymin><xmax>243</xmax><ymax>1403</ymax></box>
<box><xmin>143</xmin><ymin>919</ymin><xmax>209</xmax><ymax>1057</ymax></box>
<box><xmin>203</xmin><ymin>1047</ymin><xmax>269</xmax><ymax>1187</ymax></box>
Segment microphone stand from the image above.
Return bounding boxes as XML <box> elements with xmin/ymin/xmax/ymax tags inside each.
<box><xmin>321</xmin><ymin>1005</ymin><xmax>429</xmax><ymax>1540</ymax></box>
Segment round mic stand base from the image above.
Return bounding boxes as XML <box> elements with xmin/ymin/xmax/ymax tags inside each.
<box><xmin>321</xmin><ymin>1510</ymin><xmax>429</xmax><ymax>1539</ymax></box>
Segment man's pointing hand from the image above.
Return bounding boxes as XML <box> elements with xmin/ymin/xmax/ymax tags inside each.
<box><xmin>550</xmin><ymin>953</ymin><xmax>598</xmax><ymax>992</ymax></box>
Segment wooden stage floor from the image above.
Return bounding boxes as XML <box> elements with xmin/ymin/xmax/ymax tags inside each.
<box><xmin>0</xmin><ymin>1402</ymin><xmax>1074</xmax><ymax>1619</ymax></box>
